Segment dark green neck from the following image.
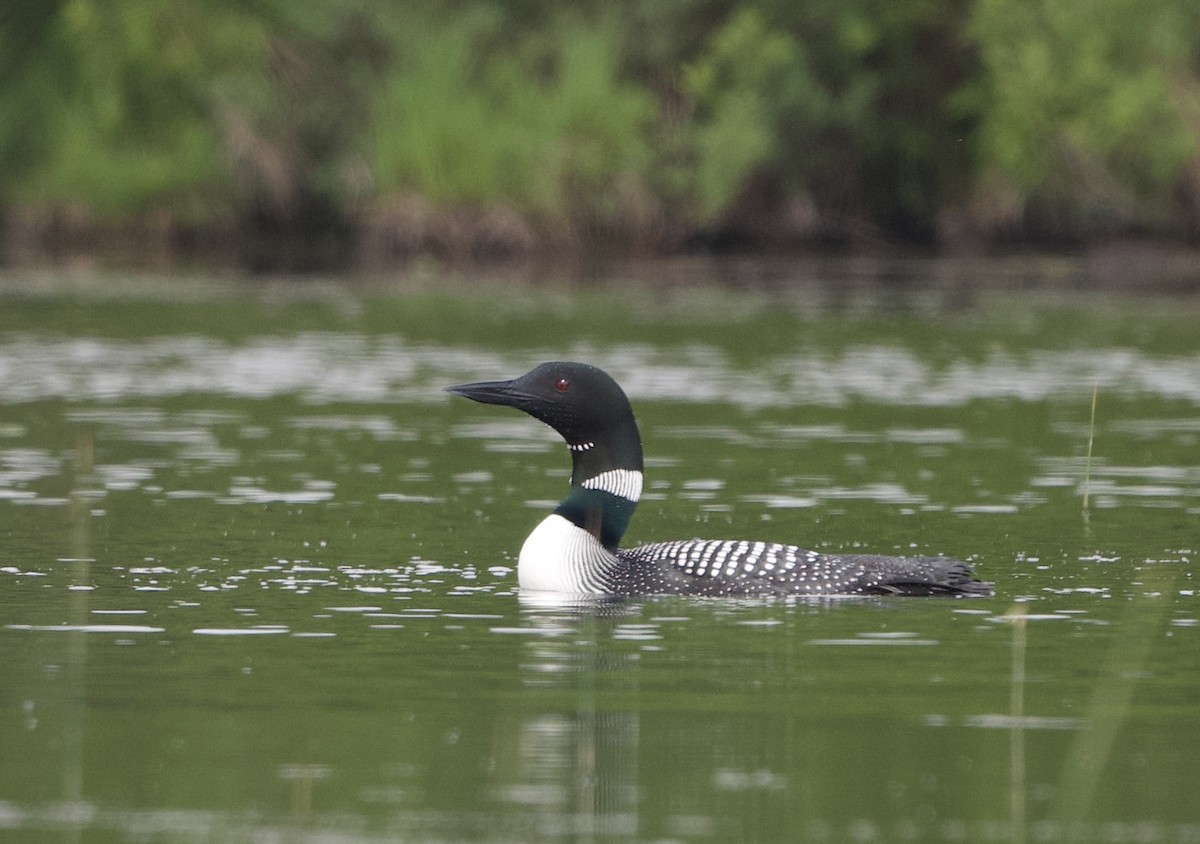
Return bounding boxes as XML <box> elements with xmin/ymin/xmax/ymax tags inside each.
<box><xmin>555</xmin><ymin>487</ymin><xmax>638</xmax><ymax>552</ymax></box>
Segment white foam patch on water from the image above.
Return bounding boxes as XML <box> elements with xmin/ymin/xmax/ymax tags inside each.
<box><xmin>964</xmin><ymin>714</ymin><xmax>1085</xmax><ymax>730</ymax></box>
<box><xmin>489</xmin><ymin>626</ymin><xmax>576</xmax><ymax>637</ymax></box>
<box><xmin>222</xmin><ymin>485</ymin><xmax>334</xmax><ymax>504</ymax></box>
<box><xmin>192</xmin><ymin>626</ymin><xmax>289</xmax><ymax>636</ymax></box>
<box><xmin>808</xmin><ymin>637</ymin><xmax>939</xmax><ymax>646</ymax></box>
<box><xmin>713</xmin><ymin>768</ymin><xmax>789</xmax><ymax>792</ymax></box>
<box><xmin>91</xmin><ymin>609</ymin><xmax>148</xmax><ymax>615</ymax></box>
<box><xmin>740</xmin><ymin>494</ymin><xmax>818</xmax><ymax>509</ymax></box>
<box><xmin>7</xmin><ymin>624</ymin><xmax>165</xmax><ymax>634</ymax></box>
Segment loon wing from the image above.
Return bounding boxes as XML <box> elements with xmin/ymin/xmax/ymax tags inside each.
<box><xmin>616</xmin><ymin>539</ymin><xmax>990</xmax><ymax>597</ymax></box>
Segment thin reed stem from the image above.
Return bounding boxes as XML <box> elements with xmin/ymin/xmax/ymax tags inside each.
<box><xmin>1082</xmin><ymin>384</ymin><xmax>1097</xmax><ymax>516</ymax></box>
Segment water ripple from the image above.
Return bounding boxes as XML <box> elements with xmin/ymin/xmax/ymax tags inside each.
<box><xmin>4</xmin><ymin>335</ymin><xmax>1200</xmax><ymax>406</ymax></box>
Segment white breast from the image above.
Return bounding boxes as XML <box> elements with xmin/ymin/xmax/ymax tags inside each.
<box><xmin>518</xmin><ymin>514</ymin><xmax>614</xmax><ymax>593</ymax></box>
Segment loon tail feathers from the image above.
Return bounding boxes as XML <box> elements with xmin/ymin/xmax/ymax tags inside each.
<box><xmin>867</xmin><ymin>558</ymin><xmax>994</xmax><ymax>597</ymax></box>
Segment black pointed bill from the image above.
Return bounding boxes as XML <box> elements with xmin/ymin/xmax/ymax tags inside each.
<box><xmin>446</xmin><ymin>378</ymin><xmax>530</xmax><ymax>407</ymax></box>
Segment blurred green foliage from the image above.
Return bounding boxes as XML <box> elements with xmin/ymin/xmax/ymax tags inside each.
<box><xmin>970</xmin><ymin>0</ymin><xmax>1200</xmax><ymax>233</ymax></box>
<box><xmin>1</xmin><ymin>0</ymin><xmax>262</xmax><ymax>217</ymax></box>
<box><xmin>0</xmin><ymin>0</ymin><xmax>1196</xmax><ymax>256</ymax></box>
<box><xmin>369</xmin><ymin>8</ymin><xmax>654</xmax><ymax>222</ymax></box>
<box><xmin>683</xmin><ymin>8</ymin><xmax>828</xmax><ymax>221</ymax></box>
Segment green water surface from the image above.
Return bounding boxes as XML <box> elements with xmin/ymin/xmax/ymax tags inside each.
<box><xmin>1</xmin><ymin>266</ymin><xmax>1198</xmax><ymax>843</ymax></box>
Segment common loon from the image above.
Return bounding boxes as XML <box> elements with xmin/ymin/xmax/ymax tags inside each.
<box><xmin>447</xmin><ymin>361</ymin><xmax>991</xmax><ymax>598</ymax></box>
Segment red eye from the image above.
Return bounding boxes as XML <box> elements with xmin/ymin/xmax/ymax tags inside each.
<box><xmin>554</xmin><ymin>378</ymin><xmax>570</xmax><ymax>393</ymax></box>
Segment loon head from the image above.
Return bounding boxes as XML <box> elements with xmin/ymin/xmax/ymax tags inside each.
<box><xmin>447</xmin><ymin>361</ymin><xmax>644</xmax><ymax>551</ymax></box>
<box><xmin>446</xmin><ymin>361</ymin><xmax>638</xmax><ymax>453</ymax></box>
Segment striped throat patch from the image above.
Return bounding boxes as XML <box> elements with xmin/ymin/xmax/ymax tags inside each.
<box><xmin>580</xmin><ymin>469</ymin><xmax>643</xmax><ymax>502</ymax></box>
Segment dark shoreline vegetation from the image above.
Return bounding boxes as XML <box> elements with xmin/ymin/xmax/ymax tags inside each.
<box><xmin>3</xmin><ymin>1</ymin><xmax>1199</xmax><ymax>272</ymax></box>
